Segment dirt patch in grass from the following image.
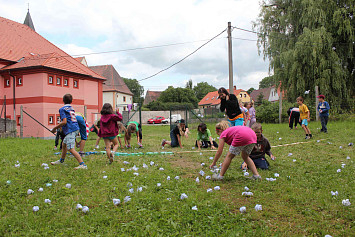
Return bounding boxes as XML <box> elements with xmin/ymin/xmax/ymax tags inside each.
<box><xmin>169</xmin><ymin>156</ymin><xmax>201</xmax><ymax>170</ymax></box>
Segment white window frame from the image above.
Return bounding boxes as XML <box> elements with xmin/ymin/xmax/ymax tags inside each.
<box><xmin>64</xmin><ymin>78</ymin><xmax>68</xmax><ymax>86</ymax></box>
<box><xmin>49</xmin><ymin>116</ymin><xmax>54</xmax><ymax>124</ymax></box>
<box><xmin>48</xmin><ymin>76</ymin><xmax>53</xmax><ymax>84</ymax></box>
<box><xmin>18</xmin><ymin>77</ymin><xmax>22</xmax><ymax>85</ymax></box>
<box><xmin>74</xmin><ymin>80</ymin><xmax>78</xmax><ymax>88</ymax></box>
<box><xmin>57</xmin><ymin>77</ymin><xmax>61</xmax><ymax>85</ymax></box>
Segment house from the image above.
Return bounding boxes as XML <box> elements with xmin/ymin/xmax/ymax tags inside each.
<box><xmin>250</xmin><ymin>85</ymin><xmax>282</xmax><ymax>104</ymax></box>
<box><xmin>144</xmin><ymin>90</ymin><xmax>162</xmax><ymax>105</ymax></box>
<box><xmin>89</xmin><ymin>65</ymin><xmax>133</xmax><ymax>112</ymax></box>
<box><xmin>0</xmin><ymin>13</ymin><xmax>105</xmax><ymax>138</ymax></box>
<box><xmin>198</xmin><ymin>86</ymin><xmax>252</xmax><ymax>109</ymax></box>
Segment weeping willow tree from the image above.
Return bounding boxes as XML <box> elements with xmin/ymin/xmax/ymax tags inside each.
<box><xmin>254</xmin><ymin>0</ymin><xmax>354</xmax><ymax>110</ymax></box>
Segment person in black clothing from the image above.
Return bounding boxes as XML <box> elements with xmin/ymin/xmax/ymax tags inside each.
<box><xmin>161</xmin><ymin>119</ymin><xmax>189</xmax><ymax>148</ymax></box>
<box><xmin>218</xmin><ymin>87</ymin><xmax>242</xmax><ymax>126</ymax></box>
<box><xmin>287</xmin><ymin>107</ymin><xmax>301</xmax><ymax>129</ymax></box>
<box><xmin>54</xmin><ymin>128</ymin><xmax>65</xmax><ymax>150</ymax></box>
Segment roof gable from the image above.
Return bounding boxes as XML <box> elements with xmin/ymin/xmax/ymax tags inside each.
<box><xmin>144</xmin><ymin>90</ymin><xmax>162</xmax><ymax>104</ymax></box>
<box><xmin>198</xmin><ymin>89</ymin><xmax>247</xmax><ymax>106</ymax></box>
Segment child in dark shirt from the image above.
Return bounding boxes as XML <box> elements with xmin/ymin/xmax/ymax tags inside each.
<box><xmin>241</xmin><ymin>123</ymin><xmax>275</xmax><ymax>170</ymax></box>
<box><xmin>161</xmin><ymin>119</ymin><xmax>189</xmax><ymax>148</ymax></box>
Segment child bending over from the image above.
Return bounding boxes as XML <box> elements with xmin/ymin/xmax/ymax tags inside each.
<box><xmin>241</xmin><ymin>123</ymin><xmax>275</xmax><ymax>170</ymax></box>
<box><xmin>51</xmin><ymin>94</ymin><xmax>87</xmax><ymax>169</ymax></box>
<box><xmin>195</xmin><ymin>123</ymin><xmax>218</xmax><ymax>150</ymax></box>
<box><xmin>125</xmin><ymin>121</ymin><xmax>143</xmax><ymax>148</ymax></box>
<box><xmin>210</xmin><ymin>121</ymin><xmax>261</xmax><ymax>180</ymax></box>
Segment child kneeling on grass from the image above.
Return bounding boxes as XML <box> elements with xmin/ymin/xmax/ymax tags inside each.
<box><xmin>161</xmin><ymin>119</ymin><xmax>189</xmax><ymax>148</ymax></box>
<box><xmin>195</xmin><ymin>123</ymin><xmax>218</xmax><ymax>150</ymax></box>
<box><xmin>241</xmin><ymin>123</ymin><xmax>275</xmax><ymax>170</ymax></box>
<box><xmin>98</xmin><ymin>103</ymin><xmax>122</xmax><ymax>164</ymax></box>
<box><xmin>209</xmin><ymin>121</ymin><xmax>261</xmax><ymax>180</ymax></box>
<box><xmin>51</xmin><ymin>94</ymin><xmax>87</xmax><ymax>170</ymax></box>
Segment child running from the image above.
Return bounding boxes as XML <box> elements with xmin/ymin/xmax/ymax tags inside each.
<box><xmin>51</xmin><ymin>94</ymin><xmax>87</xmax><ymax>169</ymax></box>
<box><xmin>195</xmin><ymin>122</ymin><xmax>218</xmax><ymax>150</ymax></box>
<box><xmin>297</xmin><ymin>96</ymin><xmax>312</xmax><ymax>139</ymax></box>
<box><xmin>161</xmin><ymin>119</ymin><xmax>189</xmax><ymax>148</ymax></box>
<box><xmin>209</xmin><ymin>120</ymin><xmax>261</xmax><ymax>180</ymax></box>
<box><xmin>98</xmin><ymin>103</ymin><xmax>122</xmax><ymax>163</ymax></box>
<box><xmin>125</xmin><ymin>121</ymin><xmax>143</xmax><ymax>148</ymax></box>
<box><xmin>75</xmin><ymin>112</ymin><xmax>89</xmax><ymax>157</ymax></box>
<box><xmin>317</xmin><ymin>95</ymin><xmax>330</xmax><ymax>133</ymax></box>
<box><xmin>241</xmin><ymin>123</ymin><xmax>275</xmax><ymax>170</ymax></box>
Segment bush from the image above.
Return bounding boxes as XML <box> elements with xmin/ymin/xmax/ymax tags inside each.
<box><xmin>255</xmin><ymin>100</ymin><xmax>296</xmax><ymax>123</ymax></box>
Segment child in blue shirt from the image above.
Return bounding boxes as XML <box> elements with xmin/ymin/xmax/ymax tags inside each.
<box><xmin>317</xmin><ymin>95</ymin><xmax>330</xmax><ymax>133</ymax></box>
<box><xmin>51</xmin><ymin>94</ymin><xmax>87</xmax><ymax>169</ymax></box>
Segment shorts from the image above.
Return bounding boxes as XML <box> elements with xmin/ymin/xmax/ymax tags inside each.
<box><xmin>76</xmin><ymin>116</ymin><xmax>87</xmax><ymax>140</ymax></box>
<box><xmin>302</xmin><ymin>119</ymin><xmax>308</xmax><ymax>126</ymax></box>
<box><xmin>63</xmin><ymin>130</ymin><xmax>79</xmax><ymax>150</ymax></box>
<box><xmin>170</xmin><ymin>130</ymin><xmax>179</xmax><ymax>147</ymax></box>
<box><xmin>103</xmin><ymin>136</ymin><xmax>116</xmax><ymax>140</ymax></box>
<box><xmin>229</xmin><ymin>143</ymin><xmax>255</xmax><ymax>156</ymax></box>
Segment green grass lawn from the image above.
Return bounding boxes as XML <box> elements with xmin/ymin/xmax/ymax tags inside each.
<box><xmin>0</xmin><ymin>119</ymin><xmax>354</xmax><ymax>236</ymax></box>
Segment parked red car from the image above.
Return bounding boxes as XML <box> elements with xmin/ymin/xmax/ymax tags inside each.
<box><xmin>147</xmin><ymin>116</ymin><xmax>165</xmax><ymax>124</ymax></box>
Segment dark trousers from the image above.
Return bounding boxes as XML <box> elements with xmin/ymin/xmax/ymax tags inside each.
<box><xmin>55</xmin><ymin>131</ymin><xmax>65</xmax><ymax>149</ymax></box>
<box><xmin>195</xmin><ymin>140</ymin><xmax>219</xmax><ymax>148</ymax></box>
<box><xmin>289</xmin><ymin>111</ymin><xmax>301</xmax><ymax>129</ymax></box>
<box><xmin>320</xmin><ymin>116</ymin><xmax>329</xmax><ymax>132</ymax></box>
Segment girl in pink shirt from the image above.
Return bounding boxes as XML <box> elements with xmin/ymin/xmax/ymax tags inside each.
<box><xmin>209</xmin><ymin>121</ymin><xmax>261</xmax><ymax>180</ymax></box>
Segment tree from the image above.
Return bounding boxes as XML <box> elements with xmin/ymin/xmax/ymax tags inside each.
<box><xmin>122</xmin><ymin>78</ymin><xmax>144</xmax><ymax>104</ymax></box>
<box><xmin>259</xmin><ymin>76</ymin><xmax>275</xmax><ymax>89</ymax></box>
<box><xmin>158</xmin><ymin>86</ymin><xmax>198</xmax><ymax>107</ymax></box>
<box><xmin>254</xmin><ymin>0</ymin><xmax>354</xmax><ymax>108</ymax></box>
<box><xmin>247</xmin><ymin>87</ymin><xmax>255</xmax><ymax>95</ymax></box>
<box><xmin>193</xmin><ymin>82</ymin><xmax>217</xmax><ymax>100</ymax></box>
<box><xmin>185</xmin><ymin>79</ymin><xmax>193</xmax><ymax>89</ymax></box>
<box><xmin>256</xmin><ymin>93</ymin><xmax>264</xmax><ymax>106</ymax></box>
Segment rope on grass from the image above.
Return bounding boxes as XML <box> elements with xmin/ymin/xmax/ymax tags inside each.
<box><xmin>270</xmin><ymin>139</ymin><xmax>326</xmax><ymax>148</ymax></box>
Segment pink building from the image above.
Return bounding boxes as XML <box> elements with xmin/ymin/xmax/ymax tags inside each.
<box><xmin>0</xmin><ymin>13</ymin><xmax>105</xmax><ymax>138</ymax></box>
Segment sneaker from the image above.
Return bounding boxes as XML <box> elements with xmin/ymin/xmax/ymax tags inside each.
<box><xmin>74</xmin><ymin>164</ymin><xmax>88</xmax><ymax>170</ymax></box>
<box><xmin>212</xmin><ymin>173</ymin><xmax>224</xmax><ymax>181</ymax></box>
<box><xmin>95</xmin><ymin>145</ymin><xmax>99</xmax><ymax>149</ymax></box>
<box><xmin>309</xmin><ymin>134</ymin><xmax>313</xmax><ymax>138</ymax></box>
<box><xmin>161</xmin><ymin>139</ymin><xmax>166</xmax><ymax>147</ymax></box>
<box><xmin>51</xmin><ymin>160</ymin><xmax>63</xmax><ymax>165</ymax></box>
<box><xmin>248</xmin><ymin>175</ymin><xmax>262</xmax><ymax>180</ymax></box>
<box><xmin>305</xmin><ymin>135</ymin><xmax>309</xmax><ymax>140</ymax></box>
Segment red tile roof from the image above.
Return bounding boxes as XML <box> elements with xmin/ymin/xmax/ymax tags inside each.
<box><xmin>0</xmin><ymin>16</ymin><xmax>105</xmax><ymax>80</ymax></box>
<box><xmin>250</xmin><ymin>87</ymin><xmax>272</xmax><ymax>102</ymax></box>
<box><xmin>198</xmin><ymin>89</ymin><xmax>244</xmax><ymax>106</ymax></box>
<box><xmin>89</xmin><ymin>65</ymin><xmax>133</xmax><ymax>95</ymax></box>
<box><xmin>144</xmin><ymin>90</ymin><xmax>162</xmax><ymax>105</ymax></box>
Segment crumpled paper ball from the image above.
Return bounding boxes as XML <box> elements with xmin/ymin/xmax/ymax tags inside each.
<box><xmin>293</xmin><ymin>159</ymin><xmax>297</xmax><ymax>162</ymax></box>
<box><xmin>121</xmin><ymin>168</ymin><xmax>125</xmax><ymax>172</ymax></box>
<box><xmin>137</xmin><ymin>187</ymin><xmax>143</xmax><ymax>192</ymax></box>
<box><xmin>143</xmin><ymin>163</ymin><xmax>148</xmax><ymax>168</ymax></box>
<box><xmin>123</xmin><ymin>161</ymin><xmax>129</xmax><ymax>165</ymax></box>
<box><xmin>317</xmin><ymin>140</ymin><xmax>320</xmax><ymax>143</ymax></box>
<box><xmin>167</xmin><ymin>198</ymin><xmax>171</xmax><ymax>201</ymax></box>
<box><xmin>242</xmin><ymin>192</ymin><xmax>253</xmax><ymax>196</ymax></box>
<box><xmin>331</xmin><ymin>191</ymin><xmax>338</xmax><ymax>196</ymax></box>
<box><xmin>266</xmin><ymin>178</ymin><xmax>277</xmax><ymax>181</ymax></box>
<box><xmin>27</xmin><ymin>189</ymin><xmax>34</xmax><ymax>195</ymax></box>
<box><xmin>103</xmin><ymin>176</ymin><xmax>108</xmax><ymax>179</ymax></box>
<box><xmin>205</xmin><ymin>176</ymin><xmax>211</xmax><ymax>180</ymax></box>
<box><xmin>244</xmin><ymin>172</ymin><xmax>249</xmax><ymax>176</ymax></box>
<box><xmin>167</xmin><ymin>176</ymin><xmax>171</xmax><ymax>181</ymax></box>
<box><xmin>279</xmin><ymin>137</ymin><xmax>282</xmax><ymax>140</ymax></box>
<box><xmin>46</xmin><ymin>183</ymin><xmax>52</xmax><ymax>187</ymax></box>
<box><xmin>150</xmin><ymin>161</ymin><xmax>155</xmax><ymax>166</ymax></box>
<box><xmin>341</xmin><ymin>164</ymin><xmax>346</xmax><ymax>168</ymax></box>
<box><xmin>41</xmin><ymin>163</ymin><xmax>48</xmax><ymax>167</ymax></box>
<box><xmin>255</xmin><ymin>204</ymin><xmax>262</xmax><ymax>211</ymax></box>
<box><xmin>159</xmin><ymin>167</ymin><xmax>164</xmax><ymax>171</ymax></box>
<box><xmin>201</xmin><ymin>163</ymin><xmax>205</xmax><ymax>167</ymax></box>
<box><xmin>339</xmin><ymin>146</ymin><xmax>342</xmax><ymax>149</ymax></box>
<box><xmin>180</xmin><ymin>193</ymin><xmax>188</xmax><ymax>200</ymax></box>
<box><xmin>15</xmin><ymin>163</ymin><xmax>20</xmax><ymax>168</ymax></box>
<box><xmin>6</xmin><ymin>180</ymin><xmax>11</xmax><ymax>184</ymax></box>
<box><xmin>65</xmin><ymin>184</ymin><xmax>71</xmax><ymax>189</ymax></box>
<box><xmin>274</xmin><ymin>173</ymin><xmax>280</xmax><ymax>177</ymax></box>
<box><xmin>38</xmin><ymin>188</ymin><xmax>43</xmax><ymax>192</ymax></box>
<box><xmin>199</xmin><ymin>170</ymin><xmax>205</xmax><ymax>176</ymax></box>
<box><xmin>33</xmin><ymin>206</ymin><xmax>39</xmax><ymax>212</ymax></box>
<box><xmin>207</xmin><ymin>188</ymin><xmax>213</xmax><ymax>193</ymax></box>
<box><xmin>342</xmin><ymin>199</ymin><xmax>351</xmax><ymax>206</ymax></box>
<box><xmin>209</xmin><ymin>157</ymin><xmax>214</xmax><ymax>160</ymax></box>
<box><xmin>192</xmin><ymin>147</ymin><xmax>195</xmax><ymax>149</ymax></box>
<box><xmin>157</xmin><ymin>183</ymin><xmax>162</xmax><ymax>187</ymax></box>
<box><xmin>288</xmin><ymin>153</ymin><xmax>293</xmax><ymax>156</ymax></box>
<box><xmin>127</xmin><ymin>182</ymin><xmax>133</xmax><ymax>187</ymax></box>
<box><xmin>214</xmin><ymin>186</ymin><xmax>220</xmax><ymax>191</ymax></box>
<box><xmin>239</xmin><ymin>206</ymin><xmax>246</xmax><ymax>213</ymax></box>
<box><xmin>82</xmin><ymin>206</ymin><xmax>89</xmax><ymax>213</ymax></box>
<box><xmin>44</xmin><ymin>166</ymin><xmax>49</xmax><ymax>170</ymax></box>
<box><xmin>175</xmin><ymin>176</ymin><xmax>180</xmax><ymax>180</ymax></box>
<box><xmin>324</xmin><ymin>235</ymin><xmax>332</xmax><ymax>237</ymax></box>
<box><xmin>53</xmin><ymin>180</ymin><xmax>58</xmax><ymax>183</ymax></box>
<box><xmin>76</xmin><ymin>204</ymin><xmax>83</xmax><ymax>210</ymax></box>
<box><xmin>244</xmin><ymin>186</ymin><xmax>249</xmax><ymax>191</ymax></box>
<box><xmin>133</xmin><ymin>173</ymin><xmax>139</xmax><ymax>176</ymax></box>
<box><xmin>191</xmin><ymin>206</ymin><xmax>198</xmax><ymax>211</ymax></box>
<box><xmin>129</xmin><ymin>188</ymin><xmax>134</xmax><ymax>193</ymax></box>
<box><xmin>337</xmin><ymin>169</ymin><xmax>341</xmax><ymax>173</ymax></box>
<box><xmin>196</xmin><ymin>177</ymin><xmax>200</xmax><ymax>183</ymax></box>
<box><xmin>113</xmin><ymin>199</ymin><xmax>121</xmax><ymax>206</ymax></box>
<box><xmin>44</xmin><ymin>199</ymin><xmax>51</xmax><ymax>203</ymax></box>
<box><xmin>124</xmin><ymin>196</ymin><xmax>131</xmax><ymax>203</ymax></box>
<box><xmin>346</xmin><ymin>156</ymin><xmax>350</xmax><ymax>160</ymax></box>
<box><xmin>132</xmin><ymin>165</ymin><xmax>139</xmax><ymax>171</ymax></box>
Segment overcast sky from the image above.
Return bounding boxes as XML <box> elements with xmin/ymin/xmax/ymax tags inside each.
<box><xmin>0</xmin><ymin>0</ymin><xmax>271</xmax><ymax>93</ymax></box>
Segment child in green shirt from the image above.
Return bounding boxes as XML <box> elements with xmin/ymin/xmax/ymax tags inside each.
<box><xmin>195</xmin><ymin>123</ymin><xmax>218</xmax><ymax>150</ymax></box>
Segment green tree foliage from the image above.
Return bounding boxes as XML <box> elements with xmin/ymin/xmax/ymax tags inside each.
<box><xmin>256</xmin><ymin>93</ymin><xmax>264</xmax><ymax>105</ymax></box>
<box><xmin>254</xmin><ymin>0</ymin><xmax>354</xmax><ymax>108</ymax></box>
<box><xmin>193</xmin><ymin>82</ymin><xmax>217</xmax><ymax>100</ymax></box>
<box><xmin>255</xmin><ymin>100</ymin><xmax>295</xmax><ymax>123</ymax></box>
<box><xmin>259</xmin><ymin>76</ymin><xmax>275</xmax><ymax>89</ymax></box>
<box><xmin>247</xmin><ymin>87</ymin><xmax>255</xmax><ymax>95</ymax></box>
<box><xmin>158</xmin><ymin>86</ymin><xmax>199</xmax><ymax>107</ymax></box>
<box><xmin>185</xmin><ymin>79</ymin><xmax>193</xmax><ymax>89</ymax></box>
<box><xmin>122</xmin><ymin>78</ymin><xmax>144</xmax><ymax>104</ymax></box>
<box><xmin>146</xmin><ymin>101</ymin><xmax>194</xmax><ymax>111</ymax></box>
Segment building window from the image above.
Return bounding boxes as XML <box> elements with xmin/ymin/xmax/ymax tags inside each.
<box><xmin>5</xmin><ymin>78</ymin><xmax>10</xmax><ymax>88</ymax></box>
<box><xmin>48</xmin><ymin>75</ymin><xmax>53</xmax><ymax>84</ymax></box>
<box><xmin>123</xmin><ymin>106</ymin><xmax>126</xmax><ymax>111</ymax></box>
<box><xmin>63</xmin><ymin>78</ymin><xmax>69</xmax><ymax>87</ymax></box>
<box><xmin>56</xmin><ymin>114</ymin><xmax>61</xmax><ymax>125</ymax></box>
<box><xmin>73</xmin><ymin>79</ymin><xmax>79</xmax><ymax>88</ymax></box>
<box><xmin>6</xmin><ymin>115</ymin><xmax>11</xmax><ymax>120</ymax></box>
<box><xmin>123</xmin><ymin>96</ymin><xmax>126</xmax><ymax>102</ymax></box>
<box><xmin>244</xmin><ymin>94</ymin><xmax>247</xmax><ymax>98</ymax></box>
<box><xmin>48</xmin><ymin>114</ymin><xmax>54</xmax><ymax>125</ymax></box>
<box><xmin>16</xmin><ymin>76</ymin><xmax>23</xmax><ymax>87</ymax></box>
<box><xmin>56</xmin><ymin>77</ymin><xmax>62</xmax><ymax>86</ymax></box>
<box><xmin>16</xmin><ymin>116</ymin><xmax>21</xmax><ymax>126</ymax></box>
<box><xmin>240</xmin><ymin>94</ymin><xmax>242</xmax><ymax>98</ymax></box>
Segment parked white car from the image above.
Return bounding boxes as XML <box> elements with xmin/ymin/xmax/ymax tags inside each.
<box><xmin>162</xmin><ymin>114</ymin><xmax>181</xmax><ymax>124</ymax></box>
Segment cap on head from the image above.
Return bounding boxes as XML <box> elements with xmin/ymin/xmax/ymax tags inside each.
<box><xmin>317</xmin><ymin>95</ymin><xmax>325</xmax><ymax>99</ymax></box>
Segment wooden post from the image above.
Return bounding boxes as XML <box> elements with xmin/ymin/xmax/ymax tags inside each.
<box><xmin>20</xmin><ymin>105</ymin><xmax>23</xmax><ymax>138</ymax></box>
<box><xmin>315</xmin><ymin>86</ymin><xmax>319</xmax><ymax>121</ymax></box>
<box><xmin>227</xmin><ymin>22</ymin><xmax>234</xmax><ymax>95</ymax></box>
<box><xmin>279</xmin><ymin>92</ymin><xmax>283</xmax><ymax>124</ymax></box>
<box><xmin>84</xmin><ymin>105</ymin><xmax>87</xmax><ymax>119</ymax></box>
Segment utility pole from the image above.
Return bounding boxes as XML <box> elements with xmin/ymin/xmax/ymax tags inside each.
<box><xmin>227</xmin><ymin>22</ymin><xmax>234</xmax><ymax>95</ymax></box>
<box><xmin>315</xmin><ymin>86</ymin><xmax>319</xmax><ymax>121</ymax></box>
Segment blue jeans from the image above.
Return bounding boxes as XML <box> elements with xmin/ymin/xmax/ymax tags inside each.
<box><xmin>320</xmin><ymin>116</ymin><xmax>328</xmax><ymax>132</ymax></box>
